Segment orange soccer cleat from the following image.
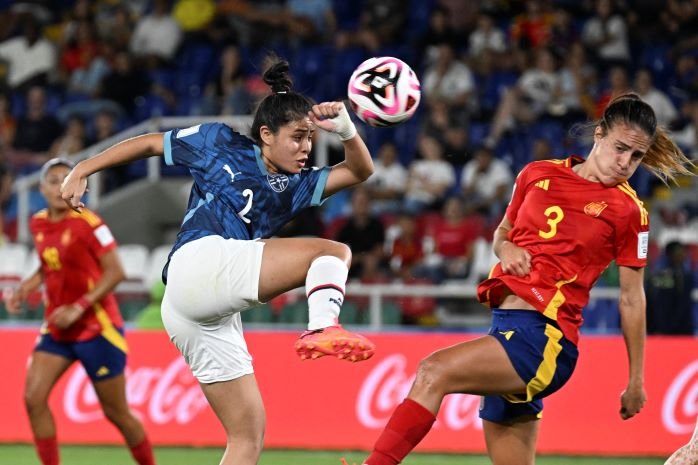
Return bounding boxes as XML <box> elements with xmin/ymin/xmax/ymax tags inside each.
<box><xmin>340</xmin><ymin>458</ymin><xmax>357</xmax><ymax>465</ymax></box>
<box><xmin>295</xmin><ymin>325</ymin><xmax>375</xmax><ymax>362</ymax></box>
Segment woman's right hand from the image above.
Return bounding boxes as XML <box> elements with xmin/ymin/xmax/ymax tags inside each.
<box><xmin>3</xmin><ymin>287</ymin><xmax>25</xmax><ymax>315</ymax></box>
<box><xmin>60</xmin><ymin>163</ymin><xmax>88</xmax><ymax>212</ymax></box>
<box><xmin>498</xmin><ymin>241</ymin><xmax>532</xmax><ymax>277</ymax></box>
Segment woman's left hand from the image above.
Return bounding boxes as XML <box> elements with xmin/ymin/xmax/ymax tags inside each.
<box><xmin>308</xmin><ymin>102</ymin><xmax>357</xmax><ymax>141</ymax></box>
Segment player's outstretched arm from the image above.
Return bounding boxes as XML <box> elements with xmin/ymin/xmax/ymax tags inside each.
<box><xmin>618</xmin><ymin>265</ymin><xmax>647</xmax><ymax>420</ymax></box>
<box><xmin>61</xmin><ymin>133</ymin><xmax>164</xmax><ymax>211</ymax></box>
<box><xmin>309</xmin><ymin>101</ymin><xmax>374</xmax><ymax>196</ymax></box>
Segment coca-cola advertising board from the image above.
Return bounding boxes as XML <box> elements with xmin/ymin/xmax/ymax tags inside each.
<box><xmin>0</xmin><ymin>328</ymin><xmax>695</xmax><ymax>456</ymax></box>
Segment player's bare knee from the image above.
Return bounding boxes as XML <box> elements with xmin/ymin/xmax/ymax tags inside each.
<box><xmin>414</xmin><ymin>355</ymin><xmax>448</xmax><ymax>394</ymax></box>
<box><xmin>23</xmin><ymin>390</ymin><xmax>47</xmax><ymax>415</ymax></box>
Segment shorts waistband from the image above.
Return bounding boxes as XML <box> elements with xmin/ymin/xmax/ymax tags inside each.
<box><xmin>491</xmin><ymin>309</ymin><xmax>559</xmax><ymax>327</ymax></box>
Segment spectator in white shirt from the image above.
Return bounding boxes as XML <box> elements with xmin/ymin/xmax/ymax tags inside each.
<box><xmin>366</xmin><ymin>142</ymin><xmax>409</xmax><ymax>215</ymax></box>
<box><xmin>0</xmin><ymin>15</ymin><xmax>56</xmax><ymax>91</ymax></box>
<box><xmin>461</xmin><ymin>146</ymin><xmax>513</xmax><ymax>219</ymax></box>
<box><xmin>422</xmin><ymin>43</ymin><xmax>475</xmax><ymax>111</ymax></box>
<box><xmin>468</xmin><ymin>12</ymin><xmax>507</xmax><ymax>58</ymax></box>
<box><xmin>582</xmin><ymin>0</ymin><xmax>631</xmax><ymax>70</ymax></box>
<box><xmin>634</xmin><ymin>68</ymin><xmax>679</xmax><ymax>127</ymax></box>
<box><xmin>403</xmin><ymin>135</ymin><xmax>456</xmax><ymax>214</ymax></box>
<box><xmin>129</xmin><ymin>0</ymin><xmax>182</xmax><ymax>67</ymax></box>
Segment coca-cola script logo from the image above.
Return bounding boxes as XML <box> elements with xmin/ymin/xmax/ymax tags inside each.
<box><xmin>662</xmin><ymin>360</ymin><xmax>698</xmax><ymax>435</ymax></box>
<box><xmin>64</xmin><ymin>358</ymin><xmax>209</xmax><ymax>424</ymax></box>
<box><xmin>357</xmin><ymin>354</ymin><xmax>482</xmax><ymax>431</ymax></box>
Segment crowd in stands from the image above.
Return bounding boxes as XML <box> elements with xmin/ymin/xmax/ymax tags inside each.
<box><xmin>0</xmin><ymin>0</ymin><xmax>696</xmax><ymax>331</ymax></box>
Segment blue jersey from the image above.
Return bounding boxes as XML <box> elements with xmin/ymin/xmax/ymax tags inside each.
<box><xmin>162</xmin><ymin>123</ymin><xmax>331</xmax><ymax>280</ymax></box>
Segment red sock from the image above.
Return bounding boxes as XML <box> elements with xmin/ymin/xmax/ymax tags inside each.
<box><xmin>129</xmin><ymin>436</ymin><xmax>156</xmax><ymax>465</ymax></box>
<box><xmin>365</xmin><ymin>398</ymin><xmax>436</xmax><ymax>465</ymax></box>
<box><xmin>34</xmin><ymin>436</ymin><xmax>59</xmax><ymax>465</ymax></box>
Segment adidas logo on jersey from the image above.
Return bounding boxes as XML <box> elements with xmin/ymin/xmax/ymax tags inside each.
<box><xmin>534</xmin><ymin>179</ymin><xmax>550</xmax><ymax>190</ymax></box>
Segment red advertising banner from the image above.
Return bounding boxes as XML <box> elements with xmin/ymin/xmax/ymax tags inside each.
<box><xmin>0</xmin><ymin>328</ymin><xmax>695</xmax><ymax>456</ymax></box>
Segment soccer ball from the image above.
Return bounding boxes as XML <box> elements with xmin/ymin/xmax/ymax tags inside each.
<box><xmin>347</xmin><ymin>56</ymin><xmax>421</xmax><ymax>127</ymax></box>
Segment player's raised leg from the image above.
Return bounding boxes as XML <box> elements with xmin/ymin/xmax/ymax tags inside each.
<box><xmin>258</xmin><ymin>237</ymin><xmax>375</xmax><ymax>361</ymax></box>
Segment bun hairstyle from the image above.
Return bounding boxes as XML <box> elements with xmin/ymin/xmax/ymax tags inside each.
<box><xmin>263</xmin><ymin>60</ymin><xmax>293</xmax><ymax>94</ymax></box>
<box><xmin>602</xmin><ymin>92</ymin><xmax>695</xmax><ymax>184</ymax></box>
<box><xmin>251</xmin><ymin>56</ymin><xmax>314</xmax><ymax>145</ymax></box>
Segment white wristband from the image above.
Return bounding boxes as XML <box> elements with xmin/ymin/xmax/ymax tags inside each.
<box><xmin>330</xmin><ymin>105</ymin><xmax>357</xmax><ymax>141</ymax></box>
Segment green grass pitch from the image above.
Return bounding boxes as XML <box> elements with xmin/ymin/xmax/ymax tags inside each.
<box><xmin>0</xmin><ymin>444</ymin><xmax>666</xmax><ymax>465</ymax></box>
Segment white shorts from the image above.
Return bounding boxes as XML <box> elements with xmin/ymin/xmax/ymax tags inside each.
<box><xmin>161</xmin><ymin>235</ymin><xmax>265</xmax><ymax>383</ymax></box>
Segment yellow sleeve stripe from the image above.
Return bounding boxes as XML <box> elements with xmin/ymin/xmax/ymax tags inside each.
<box><xmin>68</xmin><ymin>209</ymin><xmax>102</xmax><ymax>228</ymax></box>
<box><xmin>616</xmin><ymin>183</ymin><xmax>649</xmax><ymax>226</ymax></box>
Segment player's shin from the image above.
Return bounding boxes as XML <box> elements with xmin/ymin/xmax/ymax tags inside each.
<box><xmin>306</xmin><ymin>255</ymin><xmax>347</xmax><ymax>330</ymax></box>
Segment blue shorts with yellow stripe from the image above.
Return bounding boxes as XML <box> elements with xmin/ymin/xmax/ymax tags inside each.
<box><xmin>479</xmin><ymin>309</ymin><xmax>578</xmax><ymax>423</ymax></box>
<box><xmin>35</xmin><ymin>329</ymin><xmax>128</xmax><ymax>382</ymax></box>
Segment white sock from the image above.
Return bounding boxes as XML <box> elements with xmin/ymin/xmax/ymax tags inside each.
<box><xmin>306</xmin><ymin>256</ymin><xmax>348</xmax><ymax>330</ymax></box>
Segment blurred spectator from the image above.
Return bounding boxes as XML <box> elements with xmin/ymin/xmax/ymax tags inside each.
<box><xmin>552</xmin><ymin>40</ymin><xmax>597</xmax><ymax>123</ymax></box>
<box><xmin>89</xmin><ymin>108</ymin><xmax>119</xmax><ymax>145</ymax></box>
<box><xmin>672</xmin><ymin>99</ymin><xmax>698</xmax><ymax>156</ymax></box>
<box><xmin>646</xmin><ymin>241</ymin><xmax>696</xmax><ymax>335</ymax></box>
<box><xmin>581</xmin><ymin>0</ymin><xmax>631</xmax><ymax>71</ymax></box>
<box><xmin>530</xmin><ymin>137</ymin><xmax>554</xmax><ymax>162</ymax></box>
<box><xmin>335</xmin><ymin>0</ymin><xmax>406</xmax><ymax>52</ymax></box>
<box><xmin>0</xmin><ymin>14</ymin><xmax>56</xmax><ymax>91</ymax></box>
<box><xmin>468</xmin><ymin>11</ymin><xmax>507</xmax><ymax>58</ymax></box>
<box><xmin>385</xmin><ymin>211</ymin><xmax>424</xmax><ymax>280</ymax></box>
<box><xmin>365</xmin><ymin>142</ymin><xmax>408</xmax><ymax>215</ymax></box>
<box><xmin>421</xmin><ymin>99</ymin><xmax>472</xmax><ymax>166</ymax></box>
<box><xmin>485</xmin><ymin>47</ymin><xmax>560</xmax><ymax>148</ymax></box>
<box><xmin>660</xmin><ymin>0</ymin><xmax>698</xmax><ymax>56</ymax></box>
<box><xmin>549</xmin><ymin>7</ymin><xmax>579</xmax><ymax>59</ymax></box>
<box><xmin>415</xmin><ymin>196</ymin><xmax>485</xmax><ymax>283</ymax></box>
<box><xmin>422</xmin><ymin>43</ymin><xmax>475</xmax><ymax>113</ymax></box>
<box><xmin>97</xmin><ymin>5</ymin><xmax>134</xmax><ymax>51</ymax></box>
<box><xmin>0</xmin><ymin>150</ymin><xmax>10</xmax><ymax>243</ymax></box>
<box><xmin>285</xmin><ymin>0</ymin><xmax>336</xmax><ymax>45</ymax></box>
<box><xmin>0</xmin><ymin>92</ymin><xmax>16</xmax><ymax>147</ymax></box>
<box><xmin>460</xmin><ymin>145</ymin><xmax>514</xmax><ymax>219</ymax></box>
<box><xmin>198</xmin><ymin>44</ymin><xmax>252</xmax><ymax>116</ymax></box>
<box><xmin>98</xmin><ymin>50</ymin><xmax>157</xmax><ymax>119</ymax></box>
<box><xmin>403</xmin><ymin>135</ymin><xmax>457</xmax><ymax>214</ymax></box>
<box><xmin>509</xmin><ymin>0</ymin><xmax>554</xmax><ymax>51</ymax></box>
<box><xmin>129</xmin><ymin>0</ymin><xmax>183</xmax><ymax>68</ymax></box>
<box><xmin>336</xmin><ymin>186</ymin><xmax>386</xmax><ymax>280</ymax></box>
<box><xmin>418</xmin><ymin>6</ymin><xmax>461</xmax><ymax>64</ymax></box>
<box><xmin>633</xmin><ymin>68</ymin><xmax>679</xmax><ymax>127</ymax></box>
<box><xmin>60</xmin><ymin>20</ymin><xmax>111</xmax><ymax>97</ymax></box>
<box><xmin>11</xmin><ymin>85</ymin><xmax>63</xmax><ymax>170</ymax></box>
<box><xmin>49</xmin><ymin>116</ymin><xmax>87</xmax><ymax>158</ymax></box>
<box><xmin>594</xmin><ymin>64</ymin><xmax>631</xmax><ymax>118</ymax></box>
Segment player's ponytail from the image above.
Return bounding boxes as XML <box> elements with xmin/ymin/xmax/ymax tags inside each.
<box><xmin>251</xmin><ymin>55</ymin><xmax>314</xmax><ymax>146</ymax></box>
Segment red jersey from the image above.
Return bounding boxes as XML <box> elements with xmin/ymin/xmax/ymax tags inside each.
<box><xmin>30</xmin><ymin>208</ymin><xmax>123</xmax><ymax>342</ymax></box>
<box><xmin>477</xmin><ymin>157</ymin><xmax>649</xmax><ymax>345</ymax></box>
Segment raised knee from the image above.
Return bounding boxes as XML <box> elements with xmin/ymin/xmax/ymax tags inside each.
<box><xmin>414</xmin><ymin>354</ymin><xmax>447</xmax><ymax>393</ymax></box>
